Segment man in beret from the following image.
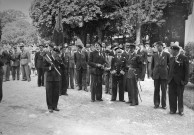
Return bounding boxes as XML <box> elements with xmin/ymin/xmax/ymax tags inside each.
<box><xmin>126</xmin><ymin>43</ymin><xmax>142</xmax><ymax>106</ymax></box>
<box><xmin>74</xmin><ymin>44</ymin><xmax>88</xmax><ymax>91</ymax></box>
<box><xmin>11</xmin><ymin>46</ymin><xmax>21</xmax><ymax>80</ymax></box>
<box><xmin>43</xmin><ymin>46</ymin><xmax>62</xmax><ymax>113</ymax></box>
<box><xmin>20</xmin><ymin>43</ymin><xmax>31</xmax><ymax>82</ymax></box>
<box><xmin>151</xmin><ymin>41</ymin><xmax>170</xmax><ymax>109</ymax></box>
<box><xmin>168</xmin><ymin>44</ymin><xmax>189</xmax><ymax>116</ymax></box>
<box><xmin>110</xmin><ymin>47</ymin><xmax>126</xmax><ymax>102</ymax></box>
<box><xmin>88</xmin><ymin>42</ymin><xmax>106</xmax><ymax>102</ymax></box>
<box><xmin>34</xmin><ymin>44</ymin><xmax>44</xmax><ymax>86</ymax></box>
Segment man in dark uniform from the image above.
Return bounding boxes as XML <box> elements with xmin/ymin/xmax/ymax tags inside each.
<box><xmin>60</xmin><ymin>45</ymin><xmax>69</xmax><ymax>96</ymax></box>
<box><xmin>137</xmin><ymin>43</ymin><xmax>147</xmax><ymax>81</ymax></box>
<box><xmin>74</xmin><ymin>44</ymin><xmax>88</xmax><ymax>91</ymax></box>
<box><xmin>35</xmin><ymin>44</ymin><xmax>44</xmax><ymax>87</ymax></box>
<box><xmin>126</xmin><ymin>44</ymin><xmax>142</xmax><ymax>106</ymax></box>
<box><xmin>110</xmin><ymin>47</ymin><xmax>126</xmax><ymax>102</ymax></box>
<box><xmin>151</xmin><ymin>41</ymin><xmax>170</xmax><ymax>109</ymax></box>
<box><xmin>43</xmin><ymin>47</ymin><xmax>62</xmax><ymax>113</ymax></box>
<box><xmin>88</xmin><ymin>42</ymin><xmax>106</xmax><ymax>102</ymax></box>
<box><xmin>168</xmin><ymin>44</ymin><xmax>189</xmax><ymax>116</ymax></box>
<box><xmin>11</xmin><ymin>46</ymin><xmax>20</xmax><ymax>80</ymax></box>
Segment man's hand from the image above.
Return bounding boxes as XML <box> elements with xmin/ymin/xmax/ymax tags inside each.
<box><xmin>120</xmin><ymin>70</ymin><xmax>125</xmax><ymax>75</ymax></box>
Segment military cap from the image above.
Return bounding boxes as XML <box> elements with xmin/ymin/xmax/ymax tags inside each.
<box><xmin>77</xmin><ymin>44</ymin><xmax>83</xmax><ymax>49</ymax></box>
<box><xmin>170</xmin><ymin>44</ymin><xmax>180</xmax><ymax>51</ymax></box>
<box><xmin>53</xmin><ymin>47</ymin><xmax>60</xmax><ymax>53</ymax></box>
<box><xmin>95</xmin><ymin>42</ymin><xmax>102</xmax><ymax>47</ymax></box>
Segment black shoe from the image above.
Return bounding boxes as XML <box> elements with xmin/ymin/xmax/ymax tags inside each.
<box><xmin>154</xmin><ymin>105</ymin><xmax>159</xmax><ymax>109</ymax></box>
<box><xmin>78</xmin><ymin>87</ymin><xmax>82</xmax><ymax>90</ymax></box>
<box><xmin>48</xmin><ymin>109</ymin><xmax>53</xmax><ymax>113</ymax></box>
<box><xmin>179</xmin><ymin>112</ymin><xmax>184</xmax><ymax>116</ymax></box>
<box><xmin>130</xmin><ymin>103</ymin><xmax>136</xmax><ymax>106</ymax></box>
<box><xmin>64</xmin><ymin>93</ymin><xmax>68</xmax><ymax>96</ymax></box>
<box><xmin>71</xmin><ymin>87</ymin><xmax>74</xmax><ymax>89</ymax></box>
<box><xmin>120</xmin><ymin>100</ymin><xmax>125</xmax><ymax>102</ymax></box>
<box><xmin>84</xmin><ymin>88</ymin><xmax>88</xmax><ymax>92</ymax></box>
<box><xmin>170</xmin><ymin>111</ymin><xmax>176</xmax><ymax>114</ymax></box>
<box><xmin>22</xmin><ymin>79</ymin><xmax>27</xmax><ymax>81</ymax></box>
<box><xmin>125</xmin><ymin>101</ymin><xmax>132</xmax><ymax>104</ymax></box>
<box><xmin>105</xmin><ymin>91</ymin><xmax>108</xmax><ymax>94</ymax></box>
<box><xmin>91</xmin><ymin>100</ymin><xmax>95</xmax><ymax>102</ymax></box>
<box><xmin>110</xmin><ymin>99</ymin><xmax>116</xmax><ymax>101</ymax></box>
<box><xmin>53</xmin><ymin>108</ymin><xmax>60</xmax><ymax>111</ymax></box>
<box><xmin>38</xmin><ymin>85</ymin><xmax>41</xmax><ymax>87</ymax></box>
<box><xmin>162</xmin><ymin>106</ymin><xmax>167</xmax><ymax>109</ymax></box>
<box><xmin>97</xmin><ymin>99</ymin><xmax>103</xmax><ymax>101</ymax></box>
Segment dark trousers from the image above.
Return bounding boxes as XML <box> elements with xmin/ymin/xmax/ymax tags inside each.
<box><xmin>37</xmin><ymin>68</ymin><xmax>44</xmax><ymax>86</ymax></box>
<box><xmin>3</xmin><ymin>64</ymin><xmax>10</xmax><ymax>81</ymax></box>
<box><xmin>0</xmin><ymin>74</ymin><xmax>3</xmax><ymax>102</ymax></box>
<box><xmin>86</xmin><ymin>66</ymin><xmax>90</xmax><ymax>86</ymax></box>
<box><xmin>105</xmin><ymin>71</ymin><xmax>112</xmax><ymax>93</ymax></box>
<box><xmin>169</xmin><ymin>79</ymin><xmax>184</xmax><ymax>113</ymax></box>
<box><xmin>140</xmin><ymin>64</ymin><xmax>146</xmax><ymax>81</ymax></box>
<box><xmin>91</xmin><ymin>74</ymin><xmax>102</xmax><ymax>100</ymax></box>
<box><xmin>69</xmin><ymin>68</ymin><xmax>74</xmax><ymax>88</ymax></box>
<box><xmin>60</xmin><ymin>71</ymin><xmax>68</xmax><ymax>95</ymax></box>
<box><xmin>46</xmin><ymin>81</ymin><xmax>59</xmax><ymax>109</ymax></box>
<box><xmin>154</xmin><ymin>78</ymin><xmax>167</xmax><ymax>107</ymax></box>
<box><xmin>12</xmin><ymin>66</ymin><xmax>20</xmax><ymax>80</ymax></box>
<box><xmin>147</xmin><ymin>62</ymin><xmax>152</xmax><ymax>78</ymax></box>
<box><xmin>111</xmin><ymin>75</ymin><xmax>124</xmax><ymax>101</ymax></box>
<box><xmin>77</xmin><ymin>68</ymin><xmax>87</xmax><ymax>89</ymax></box>
<box><xmin>123</xmin><ymin>72</ymin><xmax>128</xmax><ymax>92</ymax></box>
<box><xmin>126</xmin><ymin>78</ymin><xmax>138</xmax><ymax>105</ymax></box>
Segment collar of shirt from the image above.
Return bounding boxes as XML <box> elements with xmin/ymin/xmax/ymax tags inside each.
<box><xmin>158</xmin><ymin>51</ymin><xmax>163</xmax><ymax>56</ymax></box>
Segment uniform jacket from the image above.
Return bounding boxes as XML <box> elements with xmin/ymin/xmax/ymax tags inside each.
<box><xmin>88</xmin><ymin>50</ymin><xmax>106</xmax><ymax>75</ymax></box>
<box><xmin>74</xmin><ymin>51</ymin><xmax>88</xmax><ymax>70</ymax></box>
<box><xmin>61</xmin><ymin>52</ymin><xmax>70</xmax><ymax>74</ymax></box>
<box><xmin>43</xmin><ymin>53</ymin><xmax>61</xmax><ymax>82</ymax></box>
<box><xmin>11</xmin><ymin>52</ymin><xmax>20</xmax><ymax>67</ymax></box>
<box><xmin>127</xmin><ymin>52</ymin><xmax>142</xmax><ymax>79</ymax></box>
<box><xmin>2</xmin><ymin>50</ymin><xmax>11</xmax><ymax>64</ymax></box>
<box><xmin>35</xmin><ymin>51</ymin><xmax>44</xmax><ymax>68</ymax></box>
<box><xmin>111</xmin><ymin>55</ymin><xmax>126</xmax><ymax>77</ymax></box>
<box><xmin>168</xmin><ymin>54</ymin><xmax>189</xmax><ymax>85</ymax></box>
<box><xmin>151</xmin><ymin>51</ymin><xmax>170</xmax><ymax>80</ymax></box>
<box><xmin>20</xmin><ymin>50</ymin><xmax>31</xmax><ymax>65</ymax></box>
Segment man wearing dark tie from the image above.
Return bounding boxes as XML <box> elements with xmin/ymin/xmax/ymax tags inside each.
<box><xmin>151</xmin><ymin>41</ymin><xmax>170</xmax><ymax>109</ymax></box>
<box><xmin>168</xmin><ymin>44</ymin><xmax>189</xmax><ymax>116</ymax></box>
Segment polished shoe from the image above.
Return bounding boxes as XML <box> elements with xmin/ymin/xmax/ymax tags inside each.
<box><xmin>120</xmin><ymin>100</ymin><xmax>125</xmax><ymax>102</ymax></box>
<box><xmin>38</xmin><ymin>85</ymin><xmax>41</xmax><ymax>87</ymax></box>
<box><xmin>105</xmin><ymin>91</ymin><xmax>108</xmax><ymax>94</ymax></box>
<box><xmin>110</xmin><ymin>99</ymin><xmax>116</xmax><ymax>101</ymax></box>
<box><xmin>53</xmin><ymin>108</ymin><xmax>60</xmax><ymax>111</ymax></box>
<box><xmin>125</xmin><ymin>101</ymin><xmax>132</xmax><ymax>104</ymax></box>
<box><xmin>71</xmin><ymin>87</ymin><xmax>74</xmax><ymax>89</ymax></box>
<box><xmin>179</xmin><ymin>112</ymin><xmax>184</xmax><ymax>116</ymax></box>
<box><xmin>64</xmin><ymin>93</ymin><xmax>68</xmax><ymax>96</ymax></box>
<box><xmin>78</xmin><ymin>87</ymin><xmax>82</xmax><ymax>90</ymax></box>
<box><xmin>84</xmin><ymin>88</ymin><xmax>88</xmax><ymax>92</ymax></box>
<box><xmin>130</xmin><ymin>103</ymin><xmax>136</xmax><ymax>106</ymax></box>
<box><xmin>48</xmin><ymin>109</ymin><xmax>53</xmax><ymax>113</ymax></box>
<box><xmin>91</xmin><ymin>100</ymin><xmax>95</xmax><ymax>102</ymax></box>
<box><xmin>154</xmin><ymin>105</ymin><xmax>159</xmax><ymax>109</ymax></box>
<box><xmin>170</xmin><ymin>111</ymin><xmax>176</xmax><ymax>114</ymax></box>
<box><xmin>97</xmin><ymin>99</ymin><xmax>103</xmax><ymax>101</ymax></box>
<box><xmin>22</xmin><ymin>79</ymin><xmax>27</xmax><ymax>81</ymax></box>
<box><xmin>162</xmin><ymin>106</ymin><xmax>167</xmax><ymax>109</ymax></box>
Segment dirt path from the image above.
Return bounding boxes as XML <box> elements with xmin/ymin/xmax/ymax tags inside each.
<box><xmin>0</xmin><ymin>76</ymin><xmax>194</xmax><ymax>135</ymax></box>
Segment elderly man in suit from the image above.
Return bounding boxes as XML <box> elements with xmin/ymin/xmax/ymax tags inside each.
<box><xmin>88</xmin><ymin>42</ymin><xmax>106</xmax><ymax>102</ymax></box>
<box><xmin>168</xmin><ymin>44</ymin><xmax>189</xmax><ymax>116</ymax></box>
<box><xmin>151</xmin><ymin>41</ymin><xmax>170</xmax><ymax>109</ymax></box>
<box><xmin>74</xmin><ymin>44</ymin><xmax>88</xmax><ymax>91</ymax></box>
<box><xmin>11</xmin><ymin>46</ymin><xmax>21</xmax><ymax>80</ymax></box>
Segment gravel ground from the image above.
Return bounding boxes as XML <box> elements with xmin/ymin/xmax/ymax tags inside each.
<box><xmin>0</xmin><ymin>76</ymin><xmax>194</xmax><ymax>135</ymax></box>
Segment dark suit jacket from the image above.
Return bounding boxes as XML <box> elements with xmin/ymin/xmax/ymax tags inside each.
<box><xmin>74</xmin><ymin>51</ymin><xmax>88</xmax><ymax>70</ymax></box>
<box><xmin>2</xmin><ymin>50</ymin><xmax>11</xmax><ymax>64</ymax></box>
<box><xmin>61</xmin><ymin>53</ymin><xmax>69</xmax><ymax>74</ymax></box>
<box><xmin>43</xmin><ymin>53</ymin><xmax>61</xmax><ymax>82</ymax></box>
<box><xmin>35</xmin><ymin>51</ymin><xmax>44</xmax><ymax>68</ymax></box>
<box><xmin>168</xmin><ymin>54</ymin><xmax>189</xmax><ymax>85</ymax></box>
<box><xmin>11</xmin><ymin>52</ymin><xmax>20</xmax><ymax>67</ymax></box>
<box><xmin>0</xmin><ymin>55</ymin><xmax>4</xmax><ymax>76</ymax></box>
<box><xmin>111</xmin><ymin>55</ymin><xmax>126</xmax><ymax>76</ymax></box>
<box><xmin>88</xmin><ymin>50</ymin><xmax>106</xmax><ymax>75</ymax></box>
<box><xmin>151</xmin><ymin>51</ymin><xmax>170</xmax><ymax>80</ymax></box>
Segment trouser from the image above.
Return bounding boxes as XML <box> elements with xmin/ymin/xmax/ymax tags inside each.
<box><xmin>74</xmin><ymin>68</ymin><xmax>77</xmax><ymax>85</ymax></box>
<box><xmin>140</xmin><ymin>64</ymin><xmax>146</xmax><ymax>81</ymax></box>
<box><xmin>168</xmin><ymin>79</ymin><xmax>184</xmax><ymax>113</ymax></box>
<box><xmin>12</xmin><ymin>66</ymin><xmax>20</xmax><ymax>80</ymax></box>
<box><xmin>77</xmin><ymin>68</ymin><xmax>87</xmax><ymax>89</ymax></box>
<box><xmin>21</xmin><ymin>64</ymin><xmax>31</xmax><ymax>81</ymax></box>
<box><xmin>69</xmin><ymin>68</ymin><xmax>74</xmax><ymax>88</ymax></box>
<box><xmin>123</xmin><ymin>72</ymin><xmax>128</xmax><ymax>92</ymax></box>
<box><xmin>147</xmin><ymin>62</ymin><xmax>152</xmax><ymax>78</ymax></box>
<box><xmin>126</xmin><ymin>77</ymin><xmax>138</xmax><ymax>105</ymax></box>
<box><xmin>3</xmin><ymin>64</ymin><xmax>10</xmax><ymax>81</ymax></box>
<box><xmin>105</xmin><ymin>71</ymin><xmax>112</xmax><ymax>93</ymax></box>
<box><xmin>86</xmin><ymin>66</ymin><xmax>90</xmax><ymax>86</ymax></box>
<box><xmin>0</xmin><ymin>74</ymin><xmax>3</xmax><ymax>102</ymax></box>
<box><xmin>44</xmin><ymin>72</ymin><xmax>47</xmax><ymax>87</ymax></box>
<box><xmin>91</xmin><ymin>74</ymin><xmax>102</xmax><ymax>100</ymax></box>
<box><xmin>154</xmin><ymin>78</ymin><xmax>167</xmax><ymax>107</ymax></box>
<box><xmin>111</xmin><ymin>75</ymin><xmax>124</xmax><ymax>101</ymax></box>
<box><xmin>60</xmin><ymin>71</ymin><xmax>68</xmax><ymax>95</ymax></box>
<box><xmin>37</xmin><ymin>68</ymin><xmax>44</xmax><ymax>86</ymax></box>
<box><xmin>46</xmin><ymin>81</ymin><xmax>59</xmax><ymax>109</ymax></box>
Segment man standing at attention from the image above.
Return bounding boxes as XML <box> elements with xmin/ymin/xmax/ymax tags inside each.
<box><xmin>151</xmin><ymin>41</ymin><xmax>170</xmax><ymax>109</ymax></box>
<box><xmin>35</xmin><ymin>44</ymin><xmax>44</xmax><ymax>86</ymax></box>
<box><xmin>168</xmin><ymin>44</ymin><xmax>189</xmax><ymax>116</ymax></box>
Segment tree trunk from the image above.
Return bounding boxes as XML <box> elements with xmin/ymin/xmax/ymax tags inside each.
<box><xmin>97</xmin><ymin>26</ymin><xmax>102</xmax><ymax>43</ymax></box>
<box><xmin>136</xmin><ymin>22</ymin><xmax>142</xmax><ymax>45</ymax></box>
